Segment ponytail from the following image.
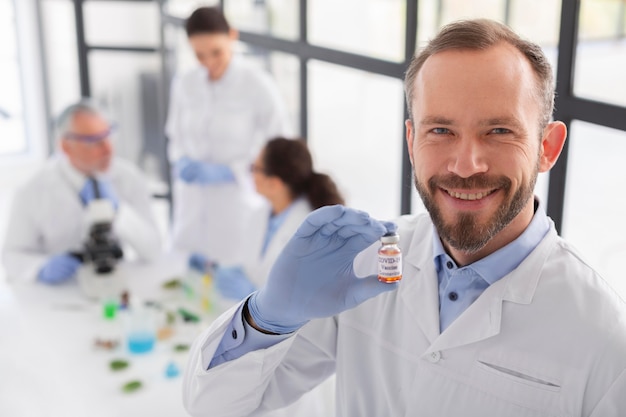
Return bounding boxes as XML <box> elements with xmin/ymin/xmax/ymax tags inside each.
<box><xmin>305</xmin><ymin>172</ymin><xmax>344</xmax><ymax>210</ymax></box>
<box><xmin>261</xmin><ymin>137</ymin><xmax>345</xmax><ymax>209</ymax></box>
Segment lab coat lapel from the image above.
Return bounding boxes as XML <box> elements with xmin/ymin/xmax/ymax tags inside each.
<box><xmin>400</xmin><ymin>222</ymin><xmax>441</xmax><ymax>345</ymax></box>
<box><xmin>424</xmin><ymin>225</ymin><xmax>559</xmax><ymax>355</ymax></box>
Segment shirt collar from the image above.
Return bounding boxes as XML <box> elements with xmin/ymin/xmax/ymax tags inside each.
<box><xmin>432</xmin><ymin>197</ymin><xmax>550</xmax><ymax>284</ymax></box>
<box><xmin>269</xmin><ymin>198</ymin><xmax>299</xmax><ymax>224</ymax></box>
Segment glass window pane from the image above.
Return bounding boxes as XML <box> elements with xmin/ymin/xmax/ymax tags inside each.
<box><xmin>89</xmin><ymin>52</ymin><xmax>164</xmax><ymax>185</ymax></box>
<box><xmin>623</xmin><ymin>3</ymin><xmax>626</xmax><ymax>37</ymax></box>
<box><xmin>579</xmin><ymin>0</ymin><xmax>624</xmax><ymax>39</ymax></box>
<box><xmin>164</xmin><ymin>24</ymin><xmax>198</xmax><ymax>75</ymax></box>
<box><xmin>164</xmin><ymin>0</ymin><xmax>219</xmax><ymax>19</ymax></box>
<box><xmin>238</xmin><ymin>46</ymin><xmax>300</xmax><ymax>135</ymax></box>
<box><xmin>418</xmin><ymin>0</ymin><xmax>562</xmax><ymax>49</ymax></box>
<box><xmin>41</xmin><ymin>0</ymin><xmax>81</xmax><ymax>118</ymax></box>
<box><xmin>308</xmin><ymin>61</ymin><xmax>404</xmax><ymax>220</ymax></box>
<box><xmin>509</xmin><ymin>0</ymin><xmax>562</xmax><ymax>46</ymax></box>
<box><xmin>562</xmin><ymin>120</ymin><xmax>626</xmax><ymax>299</ymax></box>
<box><xmin>574</xmin><ymin>0</ymin><xmax>626</xmax><ymax>106</ymax></box>
<box><xmin>84</xmin><ymin>1</ymin><xmax>159</xmax><ymax>47</ymax></box>
<box><xmin>225</xmin><ymin>0</ymin><xmax>298</xmax><ymax>40</ymax></box>
<box><xmin>309</xmin><ymin>0</ymin><xmax>405</xmax><ymax>62</ymax></box>
<box><xmin>0</xmin><ymin>0</ymin><xmax>26</xmax><ymax>154</ymax></box>
<box><xmin>418</xmin><ymin>0</ymin><xmax>505</xmax><ymax>43</ymax></box>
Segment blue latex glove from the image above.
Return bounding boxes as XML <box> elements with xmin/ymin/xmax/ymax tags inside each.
<box><xmin>38</xmin><ymin>254</ymin><xmax>82</xmax><ymax>284</ymax></box>
<box><xmin>79</xmin><ymin>178</ymin><xmax>119</xmax><ymax>209</ymax></box>
<box><xmin>215</xmin><ymin>265</ymin><xmax>257</xmax><ymax>300</ymax></box>
<box><xmin>248</xmin><ymin>205</ymin><xmax>398</xmax><ymax>334</ymax></box>
<box><xmin>188</xmin><ymin>252</ymin><xmax>211</xmax><ymax>273</ymax></box>
<box><xmin>175</xmin><ymin>156</ymin><xmax>235</xmax><ymax>185</ymax></box>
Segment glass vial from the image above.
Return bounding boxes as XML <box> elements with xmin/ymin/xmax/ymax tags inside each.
<box><xmin>378</xmin><ymin>232</ymin><xmax>402</xmax><ymax>283</ymax></box>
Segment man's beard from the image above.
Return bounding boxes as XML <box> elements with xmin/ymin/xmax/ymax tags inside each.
<box><xmin>414</xmin><ymin>170</ymin><xmax>537</xmax><ymax>254</ymax></box>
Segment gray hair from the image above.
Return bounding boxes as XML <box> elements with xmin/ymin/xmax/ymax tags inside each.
<box><xmin>55</xmin><ymin>99</ymin><xmax>110</xmax><ymax>140</ymax></box>
<box><xmin>404</xmin><ymin>19</ymin><xmax>555</xmax><ymax>131</ymax></box>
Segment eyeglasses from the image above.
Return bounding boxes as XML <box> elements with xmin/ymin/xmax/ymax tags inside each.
<box><xmin>249</xmin><ymin>163</ymin><xmax>266</xmax><ymax>174</ymax></box>
<box><xmin>64</xmin><ymin>124</ymin><xmax>116</xmax><ymax>144</ymax></box>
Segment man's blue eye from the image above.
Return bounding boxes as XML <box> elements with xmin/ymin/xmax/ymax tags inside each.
<box><xmin>432</xmin><ymin>128</ymin><xmax>449</xmax><ymax>134</ymax></box>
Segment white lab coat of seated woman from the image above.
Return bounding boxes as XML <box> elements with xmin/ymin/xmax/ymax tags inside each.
<box><xmin>207</xmin><ymin>138</ymin><xmax>345</xmax><ymax>417</ymax></box>
<box><xmin>234</xmin><ymin>198</ymin><xmax>336</xmax><ymax>417</ymax></box>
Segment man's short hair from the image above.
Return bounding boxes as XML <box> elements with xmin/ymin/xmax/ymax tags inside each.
<box><xmin>55</xmin><ymin>99</ymin><xmax>108</xmax><ymax>141</ymax></box>
<box><xmin>404</xmin><ymin>19</ymin><xmax>555</xmax><ymax>130</ymax></box>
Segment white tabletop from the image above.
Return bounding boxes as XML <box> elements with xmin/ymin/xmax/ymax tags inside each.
<box><xmin>0</xmin><ymin>253</ymin><xmax>233</xmax><ymax>417</ymax></box>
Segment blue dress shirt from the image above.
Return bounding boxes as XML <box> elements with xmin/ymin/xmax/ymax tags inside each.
<box><xmin>434</xmin><ymin>200</ymin><xmax>550</xmax><ymax>332</ymax></box>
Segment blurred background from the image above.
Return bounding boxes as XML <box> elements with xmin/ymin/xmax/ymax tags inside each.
<box><xmin>0</xmin><ymin>0</ymin><xmax>624</xmax><ymax>298</ymax></box>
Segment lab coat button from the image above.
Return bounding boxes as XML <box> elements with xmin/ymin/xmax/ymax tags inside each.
<box><xmin>232</xmin><ymin>329</ymin><xmax>238</xmax><ymax>339</ymax></box>
<box><xmin>428</xmin><ymin>351</ymin><xmax>441</xmax><ymax>363</ymax></box>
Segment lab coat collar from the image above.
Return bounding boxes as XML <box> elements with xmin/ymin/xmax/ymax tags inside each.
<box><xmin>424</xmin><ymin>224</ymin><xmax>558</xmax><ymax>355</ymax></box>
<box><xmin>399</xmin><ymin>211</ymin><xmax>560</xmax><ymax>354</ymax></box>
<box><xmin>58</xmin><ymin>155</ymin><xmax>88</xmax><ymax>192</ymax></box>
<box><xmin>399</xmin><ymin>215</ymin><xmax>442</xmax><ymax>346</ymax></box>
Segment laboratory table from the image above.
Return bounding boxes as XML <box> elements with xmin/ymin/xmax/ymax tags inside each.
<box><xmin>0</xmin><ymin>253</ymin><xmax>232</xmax><ymax>417</ymax></box>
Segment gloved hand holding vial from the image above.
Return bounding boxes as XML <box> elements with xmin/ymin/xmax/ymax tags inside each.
<box><xmin>247</xmin><ymin>205</ymin><xmax>400</xmax><ymax>334</ymax></box>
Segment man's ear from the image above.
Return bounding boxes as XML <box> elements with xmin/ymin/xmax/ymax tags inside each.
<box><xmin>405</xmin><ymin>119</ymin><xmax>415</xmax><ymax>167</ymax></box>
<box><xmin>539</xmin><ymin>121</ymin><xmax>567</xmax><ymax>173</ymax></box>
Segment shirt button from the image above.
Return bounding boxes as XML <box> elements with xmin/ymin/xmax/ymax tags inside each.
<box><xmin>231</xmin><ymin>329</ymin><xmax>238</xmax><ymax>339</ymax></box>
<box><xmin>446</xmin><ymin>261</ymin><xmax>454</xmax><ymax>269</ymax></box>
<box><xmin>428</xmin><ymin>351</ymin><xmax>441</xmax><ymax>363</ymax></box>
<box><xmin>448</xmin><ymin>291</ymin><xmax>458</xmax><ymax>301</ymax></box>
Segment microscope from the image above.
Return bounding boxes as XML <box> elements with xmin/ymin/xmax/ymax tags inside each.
<box><xmin>75</xmin><ymin>178</ymin><xmax>125</xmax><ymax>298</ymax></box>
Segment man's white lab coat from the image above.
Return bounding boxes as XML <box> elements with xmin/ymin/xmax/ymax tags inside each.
<box><xmin>166</xmin><ymin>56</ymin><xmax>292</xmax><ymax>265</ymax></box>
<box><xmin>2</xmin><ymin>156</ymin><xmax>161</xmax><ymax>281</ymax></box>
<box><xmin>183</xmin><ymin>213</ymin><xmax>626</xmax><ymax>417</ymax></box>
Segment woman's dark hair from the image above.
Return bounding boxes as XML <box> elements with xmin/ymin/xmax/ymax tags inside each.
<box><xmin>262</xmin><ymin>138</ymin><xmax>344</xmax><ymax>210</ymax></box>
<box><xmin>185</xmin><ymin>7</ymin><xmax>230</xmax><ymax>37</ymax></box>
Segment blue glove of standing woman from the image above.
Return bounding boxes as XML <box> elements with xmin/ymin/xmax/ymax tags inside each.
<box><xmin>247</xmin><ymin>205</ymin><xmax>399</xmax><ymax>334</ymax></box>
<box><xmin>188</xmin><ymin>252</ymin><xmax>211</xmax><ymax>273</ymax></box>
<box><xmin>175</xmin><ymin>156</ymin><xmax>235</xmax><ymax>185</ymax></box>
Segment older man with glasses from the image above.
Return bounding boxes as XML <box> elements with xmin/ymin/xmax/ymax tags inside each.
<box><xmin>2</xmin><ymin>99</ymin><xmax>162</xmax><ymax>284</ymax></box>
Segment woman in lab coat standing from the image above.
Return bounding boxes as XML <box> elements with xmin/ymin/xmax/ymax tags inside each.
<box><xmin>166</xmin><ymin>6</ymin><xmax>292</xmax><ymax>266</ymax></box>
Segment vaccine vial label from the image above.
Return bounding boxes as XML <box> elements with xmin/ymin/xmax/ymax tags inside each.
<box><xmin>378</xmin><ymin>253</ymin><xmax>402</xmax><ymax>283</ymax></box>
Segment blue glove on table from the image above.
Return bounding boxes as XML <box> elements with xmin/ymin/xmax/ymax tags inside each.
<box><xmin>188</xmin><ymin>252</ymin><xmax>212</xmax><ymax>273</ymax></box>
<box><xmin>248</xmin><ymin>205</ymin><xmax>398</xmax><ymax>334</ymax></box>
<box><xmin>79</xmin><ymin>178</ymin><xmax>119</xmax><ymax>209</ymax></box>
<box><xmin>38</xmin><ymin>254</ymin><xmax>82</xmax><ymax>284</ymax></box>
<box><xmin>215</xmin><ymin>265</ymin><xmax>257</xmax><ymax>300</ymax></box>
<box><xmin>175</xmin><ymin>156</ymin><xmax>235</xmax><ymax>185</ymax></box>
